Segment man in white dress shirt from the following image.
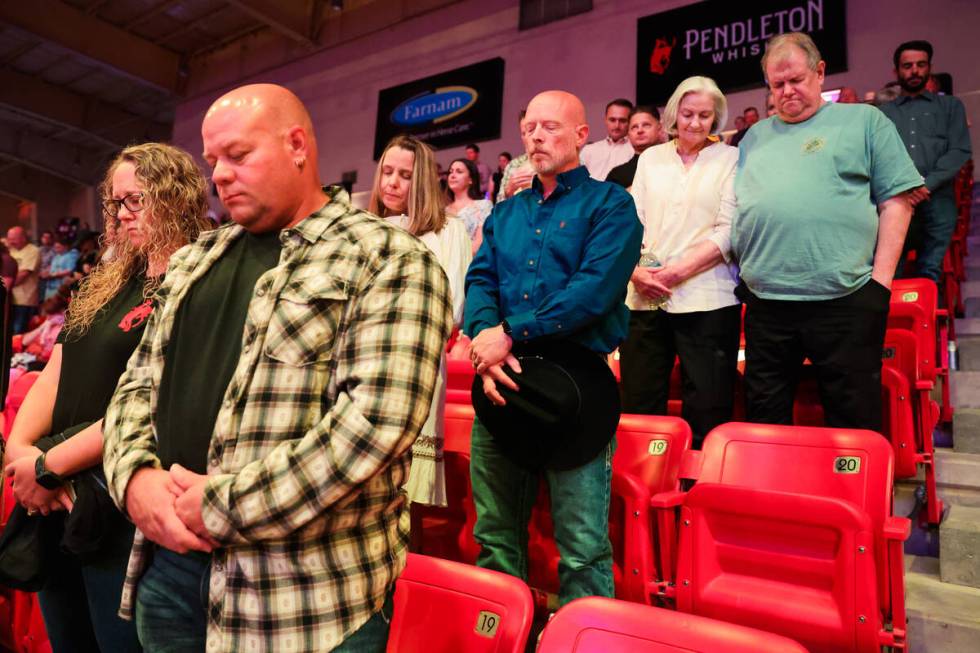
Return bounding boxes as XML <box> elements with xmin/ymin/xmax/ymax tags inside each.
<box><xmin>580</xmin><ymin>98</ymin><xmax>634</xmax><ymax>180</ymax></box>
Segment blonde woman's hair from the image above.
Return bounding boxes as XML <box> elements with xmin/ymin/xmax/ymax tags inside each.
<box><xmin>661</xmin><ymin>76</ymin><xmax>729</xmax><ymax>138</ymax></box>
<box><xmin>65</xmin><ymin>142</ymin><xmax>212</xmax><ymax>336</ymax></box>
<box><xmin>368</xmin><ymin>135</ymin><xmax>447</xmax><ymax>237</ymax></box>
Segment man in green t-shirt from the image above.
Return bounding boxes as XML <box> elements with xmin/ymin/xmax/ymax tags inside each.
<box><xmin>732</xmin><ymin>32</ymin><xmax>924</xmax><ymax>432</ymax></box>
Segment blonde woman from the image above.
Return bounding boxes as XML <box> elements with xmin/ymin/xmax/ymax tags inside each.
<box><xmin>620</xmin><ymin>76</ymin><xmax>741</xmax><ymax>448</ymax></box>
<box><xmin>369</xmin><ymin>135</ymin><xmax>471</xmax><ymax>509</ymax></box>
<box><xmin>3</xmin><ymin>143</ymin><xmax>211</xmax><ymax>651</ymax></box>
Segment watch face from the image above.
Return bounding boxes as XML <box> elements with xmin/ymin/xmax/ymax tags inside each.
<box><xmin>35</xmin><ymin>455</ymin><xmax>62</xmax><ymax>490</ymax></box>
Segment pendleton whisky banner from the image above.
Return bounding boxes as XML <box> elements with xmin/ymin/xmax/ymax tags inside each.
<box><xmin>636</xmin><ymin>0</ymin><xmax>847</xmax><ymax>106</ymax></box>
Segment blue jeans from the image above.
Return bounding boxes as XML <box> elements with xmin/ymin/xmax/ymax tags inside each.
<box><xmin>899</xmin><ymin>188</ymin><xmax>958</xmax><ymax>282</ymax></box>
<box><xmin>135</xmin><ymin>548</ymin><xmax>393</xmax><ymax>652</ymax></box>
<box><xmin>38</xmin><ymin>521</ymin><xmax>141</xmax><ymax>653</ymax></box>
<box><xmin>470</xmin><ymin>416</ymin><xmax>615</xmax><ymax>605</ymax></box>
<box><xmin>11</xmin><ymin>304</ymin><xmax>36</xmax><ymax>335</ymax></box>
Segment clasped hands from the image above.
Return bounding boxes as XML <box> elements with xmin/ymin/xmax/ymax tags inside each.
<box><xmin>469</xmin><ymin>324</ymin><xmax>522</xmax><ymax>406</ymax></box>
<box><xmin>124</xmin><ymin>465</ymin><xmax>220</xmax><ymax>554</ymax></box>
<box><xmin>5</xmin><ymin>447</ymin><xmax>74</xmax><ymax>516</ymax></box>
<box><xmin>631</xmin><ymin>264</ymin><xmax>682</xmax><ymax>301</ymax></box>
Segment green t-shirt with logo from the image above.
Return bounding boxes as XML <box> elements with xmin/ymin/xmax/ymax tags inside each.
<box><xmin>732</xmin><ymin>102</ymin><xmax>922</xmax><ymax>300</ymax></box>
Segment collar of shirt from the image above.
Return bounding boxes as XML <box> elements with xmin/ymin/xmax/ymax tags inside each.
<box><xmin>605</xmin><ymin>135</ymin><xmax>629</xmax><ymax>146</ymax></box>
<box><xmin>529</xmin><ymin>165</ymin><xmax>591</xmax><ymax>200</ymax></box>
<box><xmin>895</xmin><ymin>90</ymin><xmax>936</xmax><ymax>106</ymax></box>
<box><xmin>287</xmin><ymin>186</ymin><xmax>351</xmax><ymax>244</ymax></box>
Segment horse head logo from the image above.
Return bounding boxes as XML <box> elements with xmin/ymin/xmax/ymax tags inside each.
<box><xmin>649</xmin><ymin>36</ymin><xmax>677</xmax><ymax>75</ymax></box>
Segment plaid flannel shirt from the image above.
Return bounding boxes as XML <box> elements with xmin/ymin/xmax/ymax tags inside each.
<box><xmin>103</xmin><ymin>187</ymin><xmax>452</xmax><ymax>652</ymax></box>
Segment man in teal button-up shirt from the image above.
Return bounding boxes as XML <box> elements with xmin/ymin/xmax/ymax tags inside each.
<box><xmin>880</xmin><ymin>40</ymin><xmax>972</xmax><ymax>281</ymax></box>
<box><xmin>464</xmin><ymin>90</ymin><xmax>642</xmax><ymax>606</ymax></box>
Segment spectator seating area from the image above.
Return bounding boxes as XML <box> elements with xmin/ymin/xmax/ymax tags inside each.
<box><xmin>0</xmin><ymin>164</ymin><xmax>976</xmax><ymax>651</ymax></box>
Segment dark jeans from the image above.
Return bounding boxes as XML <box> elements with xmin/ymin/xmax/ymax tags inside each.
<box><xmin>897</xmin><ymin>188</ymin><xmax>958</xmax><ymax>282</ymax></box>
<box><xmin>135</xmin><ymin>548</ymin><xmax>393</xmax><ymax>652</ymax></box>
<box><xmin>38</xmin><ymin>520</ymin><xmax>140</xmax><ymax>653</ymax></box>
<box><xmin>11</xmin><ymin>304</ymin><xmax>36</xmax><ymax>335</ymax></box>
<box><xmin>738</xmin><ymin>279</ymin><xmax>890</xmax><ymax>431</ymax></box>
<box><xmin>470</xmin><ymin>417</ymin><xmax>615</xmax><ymax>606</ymax></box>
<box><xmin>619</xmin><ymin>305</ymin><xmax>741</xmax><ymax>447</ymax></box>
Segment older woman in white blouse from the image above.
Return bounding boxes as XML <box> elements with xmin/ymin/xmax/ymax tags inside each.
<box><xmin>620</xmin><ymin>76</ymin><xmax>741</xmax><ymax>447</ymax></box>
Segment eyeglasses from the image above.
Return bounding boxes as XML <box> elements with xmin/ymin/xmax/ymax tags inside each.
<box><xmin>102</xmin><ymin>192</ymin><xmax>146</xmax><ymax>218</ymax></box>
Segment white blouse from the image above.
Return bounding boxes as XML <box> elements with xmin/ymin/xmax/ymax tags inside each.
<box><xmin>628</xmin><ymin>139</ymin><xmax>740</xmax><ymax>314</ymax></box>
<box><xmin>384</xmin><ymin>214</ymin><xmax>471</xmax><ymax>326</ymax></box>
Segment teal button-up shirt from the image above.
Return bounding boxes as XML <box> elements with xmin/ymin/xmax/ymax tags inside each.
<box><xmin>464</xmin><ymin>165</ymin><xmax>642</xmax><ymax>354</ymax></box>
<box><xmin>879</xmin><ymin>91</ymin><xmax>971</xmax><ymax>192</ymax></box>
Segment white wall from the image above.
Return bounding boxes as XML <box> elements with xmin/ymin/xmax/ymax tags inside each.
<box><xmin>172</xmin><ymin>0</ymin><xmax>980</xmax><ymax>194</ymax></box>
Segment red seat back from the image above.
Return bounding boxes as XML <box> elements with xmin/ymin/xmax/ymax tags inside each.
<box><xmin>881</xmin><ymin>329</ymin><xmax>922</xmax><ymax>478</ymax></box>
<box><xmin>679</xmin><ymin>423</ymin><xmax>898</xmax><ymax>653</ymax></box>
<box><xmin>537</xmin><ymin>596</ymin><xmax>809</xmax><ymax>652</ymax></box>
<box><xmin>2</xmin><ymin>371</ymin><xmax>40</xmax><ymax>433</ymax></box>
<box><xmin>889</xmin><ymin>279</ymin><xmax>940</xmax><ymax>382</ymax></box>
<box><xmin>387</xmin><ymin>554</ymin><xmax>533</xmax><ymax>653</ymax></box>
<box><xmin>447</xmin><ymin>357</ymin><xmax>476</xmax><ymax>393</ymax></box>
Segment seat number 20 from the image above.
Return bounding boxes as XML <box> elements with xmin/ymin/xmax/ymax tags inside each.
<box><xmin>833</xmin><ymin>456</ymin><xmax>861</xmax><ymax>474</ymax></box>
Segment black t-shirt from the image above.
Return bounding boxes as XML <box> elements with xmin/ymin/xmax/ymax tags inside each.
<box><xmin>53</xmin><ymin>274</ymin><xmax>152</xmax><ymax>434</ymax></box>
<box><xmin>605</xmin><ymin>153</ymin><xmax>640</xmax><ymax>189</ymax></box>
<box><xmin>156</xmin><ymin>230</ymin><xmax>283</xmax><ymax>474</ymax></box>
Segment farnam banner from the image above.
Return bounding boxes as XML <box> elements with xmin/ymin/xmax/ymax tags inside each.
<box><xmin>373</xmin><ymin>58</ymin><xmax>505</xmax><ymax>159</ymax></box>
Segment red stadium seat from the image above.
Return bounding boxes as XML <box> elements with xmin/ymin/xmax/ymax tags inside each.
<box><xmin>525</xmin><ymin>416</ymin><xmax>693</xmax><ymax>606</ymax></box>
<box><xmin>889</xmin><ymin>278</ymin><xmax>951</xmax><ymax>425</ymax></box>
<box><xmin>447</xmin><ymin>357</ymin><xmax>476</xmax><ymax>394</ymax></box>
<box><xmin>663</xmin><ymin>423</ymin><xmax>910</xmax><ymax>653</ymax></box>
<box><xmin>387</xmin><ymin>553</ymin><xmax>533</xmax><ymax>653</ymax></box>
<box><xmin>2</xmin><ymin>371</ymin><xmax>40</xmax><ymax>438</ymax></box>
<box><xmin>536</xmin><ymin>596</ymin><xmax>809</xmax><ymax>653</ymax></box>
<box><xmin>412</xmin><ymin>402</ymin><xmax>478</xmax><ymax>563</ymax></box>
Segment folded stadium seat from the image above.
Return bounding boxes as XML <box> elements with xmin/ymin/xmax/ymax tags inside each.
<box><xmin>882</xmin><ymin>328</ymin><xmax>943</xmax><ymax>525</ymax></box>
<box><xmin>659</xmin><ymin>422</ymin><xmax>910</xmax><ymax>653</ymax></box>
<box><xmin>526</xmin><ymin>415</ymin><xmax>693</xmax><ymax>606</ymax></box>
<box><xmin>412</xmin><ymin>401</ymin><xmax>478</xmax><ymax>563</ymax></box>
<box><xmin>889</xmin><ymin>279</ymin><xmax>950</xmax><ymax>424</ymax></box>
<box><xmin>2</xmin><ymin>371</ymin><xmax>40</xmax><ymax>437</ymax></box>
<box><xmin>386</xmin><ymin>553</ymin><xmax>534</xmax><ymax>653</ymax></box>
<box><xmin>536</xmin><ymin>596</ymin><xmax>809</xmax><ymax>653</ymax></box>
<box><xmin>942</xmin><ymin>250</ymin><xmax>963</xmax><ymax>327</ymax></box>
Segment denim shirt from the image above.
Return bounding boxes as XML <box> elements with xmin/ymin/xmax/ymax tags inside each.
<box><xmin>880</xmin><ymin>91</ymin><xmax>972</xmax><ymax>192</ymax></box>
<box><xmin>464</xmin><ymin>165</ymin><xmax>642</xmax><ymax>354</ymax></box>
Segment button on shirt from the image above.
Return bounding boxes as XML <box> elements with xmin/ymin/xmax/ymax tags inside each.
<box><xmin>879</xmin><ymin>91</ymin><xmax>972</xmax><ymax>192</ymax></box>
<box><xmin>103</xmin><ymin>187</ymin><xmax>453</xmax><ymax>652</ymax></box>
<box><xmin>629</xmin><ymin>139</ymin><xmax>739</xmax><ymax>313</ymax></box>
<box><xmin>580</xmin><ymin>136</ymin><xmax>636</xmax><ymax>181</ymax></box>
<box><xmin>465</xmin><ymin>165</ymin><xmax>643</xmax><ymax>354</ymax></box>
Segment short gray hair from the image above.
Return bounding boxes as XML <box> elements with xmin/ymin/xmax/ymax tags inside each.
<box><xmin>761</xmin><ymin>32</ymin><xmax>823</xmax><ymax>78</ymax></box>
<box><xmin>661</xmin><ymin>76</ymin><xmax>728</xmax><ymax>137</ymax></box>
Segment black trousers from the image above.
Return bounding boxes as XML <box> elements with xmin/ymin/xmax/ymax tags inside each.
<box><xmin>738</xmin><ymin>279</ymin><xmax>890</xmax><ymax>432</ymax></box>
<box><xmin>619</xmin><ymin>305</ymin><xmax>741</xmax><ymax>447</ymax></box>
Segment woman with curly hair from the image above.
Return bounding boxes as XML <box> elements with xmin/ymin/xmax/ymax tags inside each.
<box><xmin>3</xmin><ymin>142</ymin><xmax>212</xmax><ymax>651</ymax></box>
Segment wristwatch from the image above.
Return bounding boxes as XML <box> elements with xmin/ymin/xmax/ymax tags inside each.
<box><xmin>34</xmin><ymin>452</ymin><xmax>64</xmax><ymax>490</ymax></box>
<box><xmin>500</xmin><ymin>319</ymin><xmax>513</xmax><ymax>337</ymax></box>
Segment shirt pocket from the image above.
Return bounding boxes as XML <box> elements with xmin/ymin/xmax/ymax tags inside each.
<box><xmin>264</xmin><ymin>275</ymin><xmax>348</xmax><ymax>367</ymax></box>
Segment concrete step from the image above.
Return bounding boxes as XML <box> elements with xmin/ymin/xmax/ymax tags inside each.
<box><xmin>964</xmin><ymin>297</ymin><xmax>980</xmax><ymax>319</ymax></box>
<box><xmin>955</xmin><ymin>335</ymin><xmax>980</xmax><ymax>370</ymax></box>
<box><xmin>955</xmin><ymin>318</ymin><xmax>980</xmax><ymax>337</ymax></box>
<box><xmin>951</xmin><ymin>370</ymin><xmax>980</xmax><ymax>408</ymax></box>
<box><xmin>934</xmin><ymin>449</ymin><xmax>980</xmax><ymax>489</ymax></box>
<box><xmin>953</xmin><ymin>408</ymin><xmax>980</xmax><ymax>454</ymax></box>
<box><xmin>896</xmin><ymin>479</ymin><xmax>980</xmax><ymax>517</ymax></box>
<box><xmin>906</xmin><ymin>554</ymin><xmax>980</xmax><ymax>652</ymax></box>
<box><xmin>940</xmin><ymin>504</ymin><xmax>980</xmax><ymax>589</ymax></box>
<box><xmin>962</xmin><ymin>281</ymin><xmax>980</xmax><ymax>300</ymax></box>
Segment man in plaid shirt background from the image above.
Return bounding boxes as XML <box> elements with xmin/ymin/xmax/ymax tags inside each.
<box><xmin>103</xmin><ymin>83</ymin><xmax>452</xmax><ymax>652</ymax></box>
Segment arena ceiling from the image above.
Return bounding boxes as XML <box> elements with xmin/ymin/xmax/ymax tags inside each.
<box><xmin>0</xmin><ymin>0</ymin><xmax>459</xmax><ymax>195</ymax></box>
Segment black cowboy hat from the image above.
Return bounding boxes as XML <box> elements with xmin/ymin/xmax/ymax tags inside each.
<box><xmin>472</xmin><ymin>340</ymin><xmax>620</xmax><ymax>472</ymax></box>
